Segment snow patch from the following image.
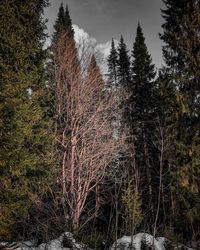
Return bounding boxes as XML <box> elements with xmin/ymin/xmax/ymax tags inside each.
<box><xmin>0</xmin><ymin>232</ymin><xmax>87</xmax><ymax>250</ymax></box>
<box><xmin>0</xmin><ymin>232</ymin><xmax>195</xmax><ymax>250</ymax></box>
<box><xmin>111</xmin><ymin>233</ymin><xmax>165</xmax><ymax>250</ymax></box>
<box><xmin>111</xmin><ymin>233</ymin><xmax>194</xmax><ymax>250</ymax></box>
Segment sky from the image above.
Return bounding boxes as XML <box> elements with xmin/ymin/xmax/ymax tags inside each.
<box><xmin>44</xmin><ymin>0</ymin><xmax>165</xmax><ymax>69</ymax></box>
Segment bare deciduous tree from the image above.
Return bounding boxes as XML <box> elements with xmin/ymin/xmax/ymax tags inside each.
<box><xmin>53</xmin><ymin>32</ymin><xmax>126</xmax><ymax>234</ymax></box>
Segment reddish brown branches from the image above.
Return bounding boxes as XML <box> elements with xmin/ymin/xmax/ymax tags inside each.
<box><xmin>53</xmin><ymin>32</ymin><xmax>126</xmax><ymax>234</ymax></box>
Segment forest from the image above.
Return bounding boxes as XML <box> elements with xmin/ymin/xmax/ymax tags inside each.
<box><xmin>0</xmin><ymin>0</ymin><xmax>200</xmax><ymax>249</ymax></box>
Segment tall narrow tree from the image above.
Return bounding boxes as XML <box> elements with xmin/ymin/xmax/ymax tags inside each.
<box><xmin>117</xmin><ymin>36</ymin><xmax>131</xmax><ymax>87</ymax></box>
<box><xmin>128</xmin><ymin>23</ymin><xmax>156</xmax><ymax>231</ymax></box>
<box><xmin>49</xmin><ymin>4</ymin><xmax>81</xmax><ymax>197</ymax></box>
<box><xmin>107</xmin><ymin>38</ymin><xmax>118</xmax><ymax>89</ymax></box>
<box><xmin>53</xmin><ymin>3</ymin><xmax>74</xmax><ymax>40</ymax></box>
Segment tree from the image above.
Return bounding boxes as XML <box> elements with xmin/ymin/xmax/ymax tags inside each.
<box><xmin>117</xmin><ymin>36</ymin><xmax>131</xmax><ymax>87</ymax></box>
<box><xmin>47</xmin><ymin>3</ymin><xmax>78</xmax><ymax>116</ymax></box>
<box><xmin>87</xmin><ymin>54</ymin><xmax>104</xmax><ymax>86</ymax></box>
<box><xmin>49</xmin><ymin>4</ymin><xmax>81</xmax><ymax>197</ymax></box>
<box><xmin>107</xmin><ymin>38</ymin><xmax>118</xmax><ymax>90</ymax></box>
<box><xmin>128</xmin><ymin>23</ymin><xmax>156</xmax><ymax>231</ymax></box>
<box><xmin>53</xmin><ymin>32</ymin><xmax>126</xmax><ymax>234</ymax></box>
<box><xmin>122</xmin><ymin>181</ymin><xmax>142</xmax><ymax>238</ymax></box>
<box><xmin>160</xmin><ymin>0</ymin><xmax>200</xmax><ymax>113</ymax></box>
<box><xmin>160</xmin><ymin>0</ymin><xmax>200</xmax><ymax>240</ymax></box>
<box><xmin>130</xmin><ymin>23</ymin><xmax>156</xmax><ymax>122</ymax></box>
<box><xmin>52</xmin><ymin>3</ymin><xmax>77</xmax><ymax>62</ymax></box>
<box><xmin>53</xmin><ymin>3</ymin><xmax>74</xmax><ymax>40</ymax></box>
<box><xmin>153</xmin><ymin>69</ymin><xmax>178</xmax><ymax>233</ymax></box>
<box><xmin>0</xmin><ymin>0</ymin><xmax>54</xmax><ymax>240</ymax></box>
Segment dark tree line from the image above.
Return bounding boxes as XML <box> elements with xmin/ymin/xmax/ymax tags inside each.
<box><xmin>104</xmin><ymin>0</ymin><xmax>200</xmax><ymax>243</ymax></box>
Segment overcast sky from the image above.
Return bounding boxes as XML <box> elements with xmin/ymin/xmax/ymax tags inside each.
<box><xmin>44</xmin><ymin>0</ymin><xmax>165</xmax><ymax>68</ymax></box>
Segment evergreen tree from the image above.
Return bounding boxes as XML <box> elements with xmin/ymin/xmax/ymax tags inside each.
<box><xmin>48</xmin><ymin>3</ymin><xmax>77</xmax><ymax>87</ymax></box>
<box><xmin>107</xmin><ymin>38</ymin><xmax>118</xmax><ymax>89</ymax></box>
<box><xmin>117</xmin><ymin>36</ymin><xmax>131</xmax><ymax>87</ymax></box>
<box><xmin>48</xmin><ymin>3</ymin><xmax>80</xmax><ymax>132</ymax></box>
<box><xmin>160</xmin><ymin>0</ymin><xmax>200</xmax><ymax>113</ymax></box>
<box><xmin>116</xmin><ymin>35</ymin><xmax>131</xmax><ymax>137</ymax></box>
<box><xmin>0</xmin><ymin>0</ymin><xmax>54</xmax><ymax>239</ymax></box>
<box><xmin>47</xmin><ymin>3</ymin><xmax>81</xmax><ymax>228</ymax></box>
<box><xmin>87</xmin><ymin>54</ymin><xmax>104</xmax><ymax>86</ymax></box>
<box><xmin>53</xmin><ymin>3</ymin><xmax>74</xmax><ymax>41</ymax></box>
<box><xmin>131</xmin><ymin>23</ymin><xmax>156</xmax><ymax>121</ymax></box>
<box><xmin>160</xmin><ymin>0</ymin><xmax>200</xmax><ymax>239</ymax></box>
<box><xmin>127</xmin><ymin>23</ymin><xmax>156</xmax><ymax>230</ymax></box>
<box><xmin>154</xmin><ymin>68</ymin><xmax>178</xmax><ymax>234</ymax></box>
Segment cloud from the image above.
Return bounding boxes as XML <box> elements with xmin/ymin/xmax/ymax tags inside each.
<box><xmin>96</xmin><ymin>40</ymin><xmax>118</xmax><ymax>59</ymax></box>
<box><xmin>73</xmin><ymin>24</ymin><xmax>97</xmax><ymax>46</ymax></box>
<box><xmin>73</xmin><ymin>24</ymin><xmax>119</xmax><ymax>74</ymax></box>
<box><xmin>96</xmin><ymin>40</ymin><xmax>119</xmax><ymax>74</ymax></box>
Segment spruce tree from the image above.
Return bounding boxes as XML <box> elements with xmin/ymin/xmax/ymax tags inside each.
<box><xmin>87</xmin><ymin>55</ymin><xmax>104</xmax><ymax>85</ymax></box>
<box><xmin>128</xmin><ymin>23</ymin><xmax>156</xmax><ymax>229</ymax></box>
<box><xmin>0</xmin><ymin>0</ymin><xmax>54</xmax><ymax>239</ymax></box>
<box><xmin>50</xmin><ymin>3</ymin><xmax>79</xmax><ymax>85</ymax></box>
<box><xmin>154</xmin><ymin>68</ymin><xmax>179</xmax><ymax>234</ymax></box>
<box><xmin>49</xmin><ymin>3</ymin><xmax>80</xmax><ymax>132</ymax></box>
<box><xmin>48</xmin><ymin>3</ymin><xmax>77</xmax><ymax>84</ymax></box>
<box><xmin>131</xmin><ymin>23</ymin><xmax>156</xmax><ymax>122</ymax></box>
<box><xmin>117</xmin><ymin>36</ymin><xmax>131</xmax><ymax>87</ymax></box>
<box><xmin>160</xmin><ymin>0</ymin><xmax>200</xmax><ymax>238</ymax></box>
<box><xmin>160</xmin><ymin>0</ymin><xmax>200</xmax><ymax>113</ymax></box>
<box><xmin>53</xmin><ymin>3</ymin><xmax>74</xmax><ymax>41</ymax></box>
<box><xmin>107</xmin><ymin>38</ymin><xmax>118</xmax><ymax>89</ymax></box>
<box><xmin>116</xmin><ymin>35</ymin><xmax>131</xmax><ymax>134</ymax></box>
<box><xmin>48</xmin><ymin>3</ymin><xmax>81</xmax><ymax>218</ymax></box>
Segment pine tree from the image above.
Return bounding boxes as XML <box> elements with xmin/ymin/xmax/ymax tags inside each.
<box><xmin>0</xmin><ymin>0</ymin><xmax>54</xmax><ymax>239</ymax></box>
<box><xmin>107</xmin><ymin>38</ymin><xmax>118</xmax><ymax>89</ymax></box>
<box><xmin>160</xmin><ymin>0</ymin><xmax>200</xmax><ymax>239</ymax></box>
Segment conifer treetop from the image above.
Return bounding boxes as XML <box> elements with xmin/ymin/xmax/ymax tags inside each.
<box><xmin>117</xmin><ymin>35</ymin><xmax>131</xmax><ymax>86</ymax></box>
<box><xmin>53</xmin><ymin>3</ymin><xmax>74</xmax><ymax>39</ymax></box>
<box><xmin>131</xmin><ymin>23</ymin><xmax>156</xmax><ymax>83</ymax></box>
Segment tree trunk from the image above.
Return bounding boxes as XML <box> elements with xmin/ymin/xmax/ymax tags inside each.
<box><xmin>142</xmin><ymin>123</ymin><xmax>154</xmax><ymax>221</ymax></box>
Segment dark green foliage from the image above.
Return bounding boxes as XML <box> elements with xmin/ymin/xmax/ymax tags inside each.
<box><xmin>160</xmin><ymin>0</ymin><xmax>200</xmax><ymax>113</ymax></box>
<box><xmin>48</xmin><ymin>2</ymin><xmax>76</xmax><ymax>91</ymax></box>
<box><xmin>107</xmin><ymin>38</ymin><xmax>118</xmax><ymax>89</ymax></box>
<box><xmin>159</xmin><ymin>0</ymin><xmax>200</xmax><ymax>240</ymax></box>
<box><xmin>126</xmin><ymin>23</ymin><xmax>156</xmax><ymax>230</ymax></box>
<box><xmin>0</xmin><ymin>0</ymin><xmax>54</xmax><ymax>239</ymax></box>
<box><xmin>117</xmin><ymin>36</ymin><xmax>131</xmax><ymax>87</ymax></box>
<box><xmin>53</xmin><ymin>3</ymin><xmax>74</xmax><ymax>40</ymax></box>
<box><xmin>48</xmin><ymin>2</ymin><xmax>79</xmax><ymax>134</ymax></box>
<box><xmin>131</xmin><ymin>23</ymin><xmax>156</xmax><ymax>122</ymax></box>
